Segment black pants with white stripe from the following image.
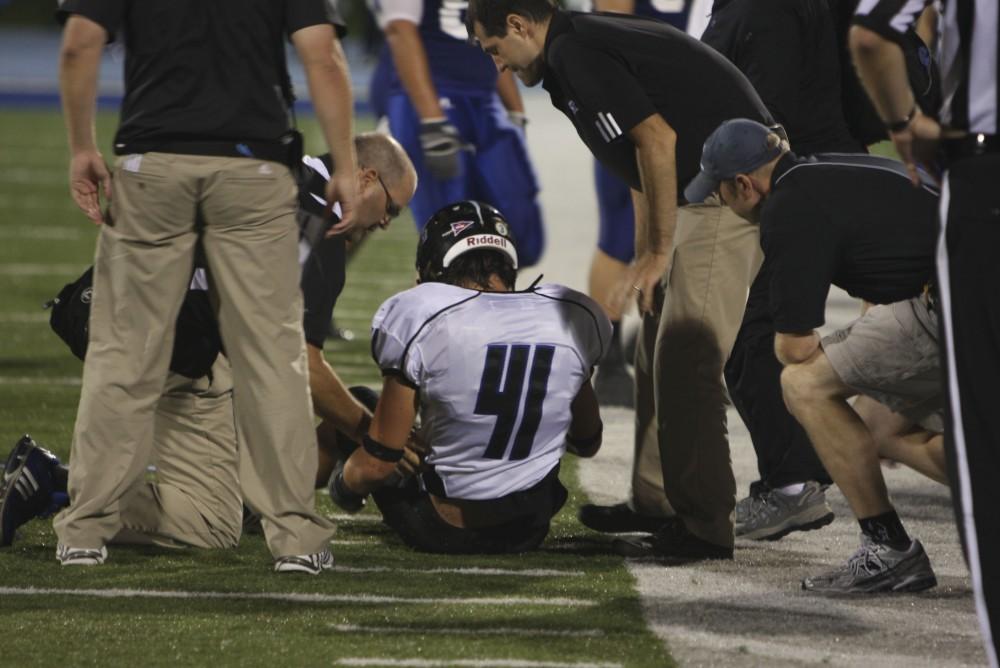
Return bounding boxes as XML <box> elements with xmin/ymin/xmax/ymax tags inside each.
<box><xmin>938</xmin><ymin>153</ymin><xmax>1000</xmax><ymax>666</ymax></box>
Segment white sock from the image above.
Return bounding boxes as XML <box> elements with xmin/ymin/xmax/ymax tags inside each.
<box><xmin>776</xmin><ymin>482</ymin><xmax>806</xmax><ymax>495</ymax></box>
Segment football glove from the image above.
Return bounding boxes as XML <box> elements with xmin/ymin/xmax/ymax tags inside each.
<box><xmin>419</xmin><ymin>119</ymin><xmax>464</xmax><ymax>180</ymax></box>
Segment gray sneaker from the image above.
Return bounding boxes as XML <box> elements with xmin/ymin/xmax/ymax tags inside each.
<box><xmin>735</xmin><ymin>481</ymin><xmax>834</xmax><ymax>541</ymax></box>
<box><xmin>802</xmin><ymin>536</ymin><xmax>937</xmax><ymax>593</ymax></box>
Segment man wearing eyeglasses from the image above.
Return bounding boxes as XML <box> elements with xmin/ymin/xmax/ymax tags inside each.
<box><xmin>0</xmin><ymin>133</ymin><xmax>417</xmax><ymax>574</ymax></box>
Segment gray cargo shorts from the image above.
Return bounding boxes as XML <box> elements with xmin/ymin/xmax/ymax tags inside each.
<box><xmin>821</xmin><ymin>296</ymin><xmax>943</xmax><ymax>432</ymax></box>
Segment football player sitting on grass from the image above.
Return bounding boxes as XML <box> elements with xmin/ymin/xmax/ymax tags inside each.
<box><xmin>328</xmin><ymin>201</ymin><xmax>611</xmax><ymax>553</ymax></box>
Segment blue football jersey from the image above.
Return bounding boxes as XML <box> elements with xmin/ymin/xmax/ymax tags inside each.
<box><xmin>373</xmin><ymin>0</ymin><xmax>497</xmax><ymax>94</ymax></box>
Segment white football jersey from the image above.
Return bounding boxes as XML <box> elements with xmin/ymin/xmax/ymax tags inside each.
<box><xmin>371</xmin><ymin>282</ymin><xmax>612</xmax><ymax>500</ymax></box>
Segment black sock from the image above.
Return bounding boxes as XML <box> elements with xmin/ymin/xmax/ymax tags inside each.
<box><xmin>602</xmin><ymin>320</ymin><xmax>624</xmax><ymax>367</ymax></box>
<box><xmin>859</xmin><ymin>510</ymin><xmax>910</xmax><ymax>550</ymax></box>
<box><xmin>53</xmin><ymin>465</ymin><xmax>69</xmax><ymax>493</ymax></box>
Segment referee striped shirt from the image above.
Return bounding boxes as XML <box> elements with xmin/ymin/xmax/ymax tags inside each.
<box><xmin>853</xmin><ymin>0</ymin><xmax>998</xmax><ymax>134</ymax></box>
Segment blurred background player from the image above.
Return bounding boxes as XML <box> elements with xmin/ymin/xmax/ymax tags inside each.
<box><xmin>330</xmin><ymin>201</ymin><xmax>610</xmax><ymax>553</ymax></box>
<box><xmin>373</xmin><ymin>0</ymin><xmax>546</xmax><ymax>266</ymax></box>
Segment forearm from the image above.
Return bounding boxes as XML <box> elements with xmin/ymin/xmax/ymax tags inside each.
<box><xmin>635</xmin><ymin>140</ymin><xmax>677</xmax><ymax>256</ymax></box>
<box><xmin>59</xmin><ymin>20</ymin><xmax>104</xmax><ymax>153</ymax></box>
<box><xmin>848</xmin><ymin>26</ymin><xmax>916</xmax><ymax>124</ymax></box>
<box><xmin>594</xmin><ymin>0</ymin><xmax>635</xmax><ymax>12</ymax></box>
<box><xmin>307</xmin><ymin>345</ymin><xmax>371</xmax><ymax>439</ymax></box>
<box><xmin>302</xmin><ymin>36</ymin><xmax>357</xmax><ymax>175</ymax></box>
<box><xmin>385</xmin><ymin>21</ymin><xmax>443</xmax><ymax>120</ymax></box>
<box><xmin>495</xmin><ymin>71</ymin><xmax>524</xmax><ymax>113</ymax></box>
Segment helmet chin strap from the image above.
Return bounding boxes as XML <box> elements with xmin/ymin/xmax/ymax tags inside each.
<box><xmin>522</xmin><ymin>274</ymin><xmax>543</xmax><ymax>291</ymax></box>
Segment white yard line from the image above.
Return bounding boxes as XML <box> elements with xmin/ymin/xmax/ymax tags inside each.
<box><xmin>0</xmin><ymin>263</ymin><xmax>83</xmax><ymax>276</ymax></box>
<box><xmin>0</xmin><ymin>376</ymin><xmax>81</xmax><ymax>386</ymax></box>
<box><xmin>335</xmin><ymin>660</ymin><xmax>621</xmax><ymax>668</ymax></box>
<box><xmin>0</xmin><ymin>226</ymin><xmax>86</xmax><ymax>240</ymax></box>
<box><xmin>330</xmin><ymin>623</ymin><xmax>604</xmax><ymax>638</ymax></box>
<box><xmin>332</xmin><ymin>566</ymin><xmax>584</xmax><ymax>578</ymax></box>
<box><xmin>0</xmin><ymin>587</ymin><xmax>595</xmax><ymax>608</ymax></box>
<box><xmin>0</xmin><ymin>312</ymin><xmax>51</xmax><ymax>323</ymax></box>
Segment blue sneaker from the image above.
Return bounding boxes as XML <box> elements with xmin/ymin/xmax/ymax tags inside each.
<box><xmin>0</xmin><ymin>435</ymin><xmax>64</xmax><ymax>547</ymax></box>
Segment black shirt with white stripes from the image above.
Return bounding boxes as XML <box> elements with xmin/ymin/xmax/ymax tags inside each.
<box><xmin>540</xmin><ymin>10</ymin><xmax>774</xmax><ymax>196</ymax></box>
<box><xmin>853</xmin><ymin>0</ymin><xmax>998</xmax><ymax>135</ymax></box>
<box><xmin>760</xmin><ymin>152</ymin><xmax>939</xmax><ymax>332</ymax></box>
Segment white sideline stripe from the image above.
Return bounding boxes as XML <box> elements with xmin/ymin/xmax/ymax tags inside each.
<box><xmin>0</xmin><ymin>376</ymin><xmax>81</xmax><ymax>386</ymax></box>
<box><xmin>330</xmin><ymin>623</ymin><xmax>604</xmax><ymax>638</ymax></box>
<box><xmin>0</xmin><ymin>587</ymin><xmax>595</xmax><ymax>608</ymax></box>
<box><xmin>330</xmin><ymin>514</ymin><xmax>382</xmax><ymax>522</ymax></box>
<box><xmin>0</xmin><ymin>263</ymin><xmax>83</xmax><ymax>276</ymax></box>
<box><xmin>333</xmin><ymin>566</ymin><xmax>584</xmax><ymax>578</ymax></box>
<box><xmin>336</xmin><ymin>660</ymin><xmax>621</xmax><ymax>668</ymax></box>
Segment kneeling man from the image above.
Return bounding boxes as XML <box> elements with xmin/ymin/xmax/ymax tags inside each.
<box><xmin>686</xmin><ymin>119</ymin><xmax>943</xmax><ymax>593</ymax></box>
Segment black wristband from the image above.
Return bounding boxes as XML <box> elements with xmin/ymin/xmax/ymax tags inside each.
<box><xmin>363</xmin><ymin>433</ymin><xmax>404</xmax><ymax>463</ymax></box>
<box><xmin>566</xmin><ymin>422</ymin><xmax>603</xmax><ymax>451</ymax></box>
<box><xmin>886</xmin><ymin>104</ymin><xmax>917</xmax><ymax>133</ymax></box>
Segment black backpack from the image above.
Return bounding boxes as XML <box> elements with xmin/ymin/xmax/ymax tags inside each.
<box><xmin>48</xmin><ymin>267</ymin><xmax>223</xmax><ymax>379</ymax></box>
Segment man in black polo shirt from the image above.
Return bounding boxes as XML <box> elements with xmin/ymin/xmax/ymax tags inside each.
<box><xmin>687</xmin><ymin>118</ymin><xmax>942</xmax><ymax>592</ymax></box>
<box><xmin>467</xmin><ymin>0</ymin><xmax>775</xmax><ymax>560</ymax></box>
<box><xmin>56</xmin><ymin>0</ymin><xmax>357</xmax><ymax>571</ymax></box>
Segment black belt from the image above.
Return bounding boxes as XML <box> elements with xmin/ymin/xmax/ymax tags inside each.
<box><xmin>115</xmin><ymin>138</ymin><xmax>292</xmax><ymax>164</ymax></box>
<box><xmin>942</xmin><ymin>133</ymin><xmax>1000</xmax><ymax>164</ymax></box>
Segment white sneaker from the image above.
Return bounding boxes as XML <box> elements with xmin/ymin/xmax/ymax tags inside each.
<box><xmin>274</xmin><ymin>548</ymin><xmax>333</xmax><ymax>575</ymax></box>
<box><xmin>56</xmin><ymin>544</ymin><xmax>107</xmax><ymax>566</ymax></box>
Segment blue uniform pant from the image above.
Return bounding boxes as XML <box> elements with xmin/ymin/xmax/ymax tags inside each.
<box><xmin>387</xmin><ymin>90</ymin><xmax>545</xmax><ymax>267</ymax></box>
<box><xmin>594</xmin><ymin>160</ymin><xmax>635</xmax><ymax>263</ymax></box>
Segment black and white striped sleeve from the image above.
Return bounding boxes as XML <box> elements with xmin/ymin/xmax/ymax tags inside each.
<box><xmin>851</xmin><ymin>0</ymin><xmax>931</xmax><ymax>45</ymax></box>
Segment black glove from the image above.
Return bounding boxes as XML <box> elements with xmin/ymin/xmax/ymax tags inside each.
<box><xmin>419</xmin><ymin>119</ymin><xmax>463</xmax><ymax>180</ymax></box>
<box><xmin>328</xmin><ymin>467</ymin><xmax>366</xmax><ymax>514</ymax></box>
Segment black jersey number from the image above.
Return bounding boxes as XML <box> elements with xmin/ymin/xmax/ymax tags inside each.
<box><xmin>474</xmin><ymin>344</ymin><xmax>555</xmax><ymax>460</ymax></box>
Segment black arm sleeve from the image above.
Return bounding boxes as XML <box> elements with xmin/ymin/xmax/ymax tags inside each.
<box><xmin>56</xmin><ymin>0</ymin><xmax>124</xmax><ymax>39</ymax></box>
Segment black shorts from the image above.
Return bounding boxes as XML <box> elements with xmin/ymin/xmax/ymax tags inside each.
<box><xmin>371</xmin><ymin>464</ymin><xmax>568</xmax><ymax>554</ymax></box>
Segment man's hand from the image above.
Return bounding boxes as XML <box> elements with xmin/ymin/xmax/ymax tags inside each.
<box><xmin>419</xmin><ymin>119</ymin><xmax>464</xmax><ymax>180</ymax></box>
<box><xmin>395</xmin><ymin>429</ymin><xmax>430</xmax><ymax>479</ymax></box>
<box><xmin>618</xmin><ymin>251</ymin><xmax>670</xmax><ymax>316</ymax></box>
<box><xmin>69</xmin><ymin>150</ymin><xmax>111</xmax><ymax>224</ymax></box>
<box><xmin>890</xmin><ymin>109</ymin><xmax>942</xmax><ymax>186</ymax></box>
<box><xmin>324</xmin><ymin>169</ymin><xmax>359</xmax><ymax>237</ymax></box>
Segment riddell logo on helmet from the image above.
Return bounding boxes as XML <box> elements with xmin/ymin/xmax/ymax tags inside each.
<box><xmin>464</xmin><ymin>236</ymin><xmax>507</xmax><ymax>249</ymax></box>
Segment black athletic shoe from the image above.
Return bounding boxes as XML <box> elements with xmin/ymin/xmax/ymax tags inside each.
<box><xmin>613</xmin><ymin>517</ymin><xmax>733</xmax><ymax>562</ymax></box>
<box><xmin>802</xmin><ymin>535</ymin><xmax>937</xmax><ymax>594</ymax></box>
<box><xmin>594</xmin><ymin>363</ymin><xmax>634</xmax><ymax>409</ymax></box>
<box><xmin>1</xmin><ymin>435</ymin><xmax>62</xmax><ymax>547</ymax></box>
<box><xmin>579</xmin><ymin>502</ymin><xmax>669</xmax><ymax>534</ymax></box>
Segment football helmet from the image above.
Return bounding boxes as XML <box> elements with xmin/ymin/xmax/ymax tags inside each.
<box><xmin>416</xmin><ymin>201</ymin><xmax>518</xmax><ymax>283</ymax></box>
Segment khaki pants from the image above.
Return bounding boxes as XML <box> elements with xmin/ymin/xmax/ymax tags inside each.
<box><xmin>54</xmin><ymin>153</ymin><xmax>334</xmax><ymax>558</ymax></box>
<box><xmin>634</xmin><ymin>198</ymin><xmax>763</xmax><ymax>547</ymax></box>
<box><xmin>115</xmin><ymin>357</ymin><xmax>242</xmax><ymax>549</ymax></box>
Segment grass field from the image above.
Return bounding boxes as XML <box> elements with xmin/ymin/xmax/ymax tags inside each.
<box><xmin>0</xmin><ymin>109</ymin><xmax>673</xmax><ymax>667</ymax></box>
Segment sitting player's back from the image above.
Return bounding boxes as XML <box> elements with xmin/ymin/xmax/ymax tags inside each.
<box><xmin>372</xmin><ymin>281</ymin><xmax>609</xmax><ymax>499</ymax></box>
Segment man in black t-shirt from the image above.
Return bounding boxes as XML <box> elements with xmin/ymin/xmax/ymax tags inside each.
<box><xmin>0</xmin><ymin>133</ymin><xmax>417</xmax><ymax>564</ymax></box>
<box><xmin>467</xmin><ymin>0</ymin><xmax>774</xmax><ymax>562</ymax></box>
<box><xmin>687</xmin><ymin>118</ymin><xmax>943</xmax><ymax>594</ymax></box>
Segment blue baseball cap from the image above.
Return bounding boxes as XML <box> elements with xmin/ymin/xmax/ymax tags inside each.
<box><xmin>684</xmin><ymin>119</ymin><xmax>784</xmax><ymax>204</ymax></box>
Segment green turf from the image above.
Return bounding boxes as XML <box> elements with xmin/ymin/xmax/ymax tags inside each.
<box><xmin>0</xmin><ymin>108</ymin><xmax>673</xmax><ymax>667</ymax></box>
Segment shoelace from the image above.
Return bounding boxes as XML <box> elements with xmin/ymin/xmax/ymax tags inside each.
<box><xmin>847</xmin><ymin>542</ymin><xmax>888</xmax><ymax>576</ymax></box>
